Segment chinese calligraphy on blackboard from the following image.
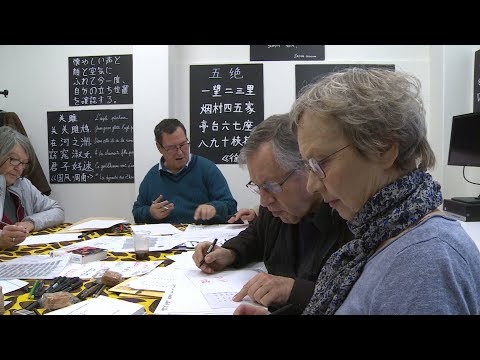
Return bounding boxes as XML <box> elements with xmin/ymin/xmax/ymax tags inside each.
<box><xmin>69</xmin><ymin>54</ymin><xmax>133</xmax><ymax>106</ymax></box>
<box><xmin>190</xmin><ymin>64</ymin><xmax>264</xmax><ymax>164</ymax></box>
<box><xmin>47</xmin><ymin>109</ymin><xmax>134</xmax><ymax>183</ymax></box>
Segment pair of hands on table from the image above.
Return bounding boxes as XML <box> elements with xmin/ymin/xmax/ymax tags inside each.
<box><xmin>149</xmin><ymin>194</ymin><xmax>217</xmax><ymax>221</ymax></box>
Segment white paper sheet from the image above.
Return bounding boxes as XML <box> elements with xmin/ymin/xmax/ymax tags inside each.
<box><xmin>20</xmin><ymin>232</ymin><xmax>83</xmax><ymax>246</ymax></box>
<box><xmin>0</xmin><ymin>279</ymin><xmax>29</xmax><ymax>294</ymax></box>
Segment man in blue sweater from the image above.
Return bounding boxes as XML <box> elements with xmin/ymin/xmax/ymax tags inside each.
<box><xmin>132</xmin><ymin>118</ymin><xmax>237</xmax><ymax>224</ymax></box>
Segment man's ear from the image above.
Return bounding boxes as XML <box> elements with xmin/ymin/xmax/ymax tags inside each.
<box><xmin>380</xmin><ymin>143</ymin><xmax>399</xmax><ymax>169</ymax></box>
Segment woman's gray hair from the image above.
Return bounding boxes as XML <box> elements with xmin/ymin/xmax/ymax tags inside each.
<box><xmin>290</xmin><ymin>67</ymin><xmax>436</xmax><ymax>171</ymax></box>
<box><xmin>0</xmin><ymin>126</ymin><xmax>35</xmax><ymax>176</ymax></box>
<box><xmin>238</xmin><ymin>113</ymin><xmax>304</xmax><ymax>172</ymax></box>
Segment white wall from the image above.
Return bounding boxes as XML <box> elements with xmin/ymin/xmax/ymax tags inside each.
<box><xmin>1</xmin><ymin>45</ymin><xmax>477</xmax><ymax>223</ymax></box>
<box><xmin>440</xmin><ymin>45</ymin><xmax>480</xmax><ymax>200</ymax></box>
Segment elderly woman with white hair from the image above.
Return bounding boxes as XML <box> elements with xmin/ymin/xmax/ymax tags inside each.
<box><xmin>0</xmin><ymin>126</ymin><xmax>64</xmax><ymax>249</ymax></box>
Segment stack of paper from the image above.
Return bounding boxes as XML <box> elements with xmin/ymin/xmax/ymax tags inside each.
<box><xmin>46</xmin><ymin>296</ymin><xmax>145</xmax><ymax>315</ymax></box>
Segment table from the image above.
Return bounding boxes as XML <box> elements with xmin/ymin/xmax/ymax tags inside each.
<box><xmin>0</xmin><ymin>223</ymin><xmax>189</xmax><ymax>315</ymax></box>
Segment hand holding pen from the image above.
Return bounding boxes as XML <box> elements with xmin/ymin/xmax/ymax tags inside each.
<box><xmin>198</xmin><ymin>238</ymin><xmax>218</xmax><ymax>268</ymax></box>
<box><xmin>0</xmin><ymin>220</ymin><xmax>28</xmax><ymax>248</ymax></box>
<box><xmin>193</xmin><ymin>239</ymin><xmax>237</xmax><ymax>273</ymax></box>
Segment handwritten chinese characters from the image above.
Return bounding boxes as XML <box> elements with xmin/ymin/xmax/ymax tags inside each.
<box><xmin>190</xmin><ymin>64</ymin><xmax>264</xmax><ymax>164</ymax></box>
<box><xmin>69</xmin><ymin>54</ymin><xmax>133</xmax><ymax>106</ymax></box>
<box><xmin>47</xmin><ymin>109</ymin><xmax>134</xmax><ymax>184</ymax></box>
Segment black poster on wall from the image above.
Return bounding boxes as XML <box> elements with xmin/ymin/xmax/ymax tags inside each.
<box><xmin>295</xmin><ymin>64</ymin><xmax>395</xmax><ymax>98</ymax></box>
<box><xmin>474</xmin><ymin>50</ymin><xmax>480</xmax><ymax>113</ymax></box>
<box><xmin>190</xmin><ymin>64</ymin><xmax>264</xmax><ymax>164</ymax></box>
<box><xmin>47</xmin><ymin>109</ymin><xmax>134</xmax><ymax>183</ymax></box>
<box><xmin>69</xmin><ymin>54</ymin><xmax>133</xmax><ymax>106</ymax></box>
<box><xmin>250</xmin><ymin>45</ymin><xmax>325</xmax><ymax>61</ymax></box>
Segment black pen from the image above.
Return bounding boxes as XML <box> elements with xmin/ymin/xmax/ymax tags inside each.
<box><xmin>56</xmin><ymin>277</ymin><xmax>79</xmax><ymax>292</ymax></box>
<box><xmin>78</xmin><ymin>283</ymin><xmax>103</xmax><ymax>300</ymax></box>
<box><xmin>92</xmin><ymin>284</ymin><xmax>106</xmax><ymax>298</ymax></box>
<box><xmin>63</xmin><ymin>279</ymin><xmax>83</xmax><ymax>293</ymax></box>
<box><xmin>199</xmin><ymin>238</ymin><xmax>218</xmax><ymax>267</ymax></box>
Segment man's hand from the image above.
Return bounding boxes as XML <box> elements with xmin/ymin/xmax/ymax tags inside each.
<box><xmin>232</xmin><ymin>273</ymin><xmax>295</xmax><ymax>307</ymax></box>
<box><xmin>228</xmin><ymin>208</ymin><xmax>257</xmax><ymax>223</ymax></box>
<box><xmin>192</xmin><ymin>241</ymin><xmax>236</xmax><ymax>273</ymax></box>
<box><xmin>150</xmin><ymin>195</ymin><xmax>174</xmax><ymax>220</ymax></box>
<box><xmin>194</xmin><ymin>204</ymin><xmax>216</xmax><ymax>221</ymax></box>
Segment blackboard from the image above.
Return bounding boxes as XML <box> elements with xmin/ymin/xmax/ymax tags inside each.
<box><xmin>474</xmin><ymin>50</ymin><xmax>480</xmax><ymax>113</ymax></box>
<box><xmin>69</xmin><ymin>54</ymin><xmax>133</xmax><ymax>106</ymax></box>
<box><xmin>295</xmin><ymin>64</ymin><xmax>396</xmax><ymax>98</ymax></box>
<box><xmin>250</xmin><ymin>45</ymin><xmax>325</xmax><ymax>61</ymax></box>
<box><xmin>47</xmin><ymin>109</ymin><xmax>134</xmax><ymax>183</ymax></box>
<box><xmin>190</xmin><ymin>64</ymin><xmax>264</xmax><ymax>164</ymax></box>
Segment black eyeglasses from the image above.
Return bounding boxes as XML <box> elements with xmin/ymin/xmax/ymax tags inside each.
<box><xmin>7</xmin><ymin>157</ymin><xmax>30</xmax><ymax>169</ymax></box>
<box><xmin>246</xmin><ymin>169</ymin><xmax>296</xmax><ymax>195</ymax></box>
<box><xmin>161</xmin><ymin>141</ymin><xmax>190</xmax><ymax>154</ymax></box>
<box><xmin>304</xmin><ymin>144</ymin><xmax>351</xmax><ymax>179</ymax></box>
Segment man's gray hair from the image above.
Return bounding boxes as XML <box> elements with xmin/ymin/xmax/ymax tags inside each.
<box><xmin>238</xmin><ymin>113</ymin><xmax>304</xmax><ymax>172</ymax></box>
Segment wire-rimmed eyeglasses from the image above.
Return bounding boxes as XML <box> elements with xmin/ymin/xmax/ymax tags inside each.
<box><xmin>161</xmin><ymin>141</ymin><xmax>190</xmax><ymax>154</ymax></box>
<box><xmin>5</xmin><ymin>157</ymin><xmax>30</xmax><ymax>170</ymax></box>
<box><xmin>304</xmin><ymin>144</ymin><xmax>351</xmax><ymax>179</ymax></box>
<box><xmin>246</xmin><ymin>169</ymin><xmax>296</xmax><ymax>195</ymax></box>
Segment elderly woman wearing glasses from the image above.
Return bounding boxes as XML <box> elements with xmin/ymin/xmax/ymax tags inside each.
<box><xmin>0</xmin><ymin>126</ymin><xmax>65</xmax><ymax>249</ymax></box>
<box><xmin>235</xmin><ymin>68</ymin><xmax>480</xmax><ymax>315</ymax></box>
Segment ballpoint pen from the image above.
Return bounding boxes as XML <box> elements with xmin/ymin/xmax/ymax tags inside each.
<box><xmin>198</xmin><ymin>238</ymin><xmax>218</xmax><ymax>267</ymax></box>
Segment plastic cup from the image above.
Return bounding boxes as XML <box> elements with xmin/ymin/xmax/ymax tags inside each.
<box><xmin>133</xmin><ymin>230</ymin><xmax>150</xmax><ymax>260</ymax></box>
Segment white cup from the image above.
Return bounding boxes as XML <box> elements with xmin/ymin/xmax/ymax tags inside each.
<box><xmin>133</xmin><ymin>230</ymin><xmax>151</xmax><ymax>260</ymax></box>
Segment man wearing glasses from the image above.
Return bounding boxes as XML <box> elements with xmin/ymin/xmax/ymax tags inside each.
<box><xmin>192</xmin><ymin>114</ymin><xmax>352</xmax><ymax>314</ymax></box>
<box><xmin>132</xmin><ymin>118</ymin><xmax>237</xmax><ymax>224</ymax></box>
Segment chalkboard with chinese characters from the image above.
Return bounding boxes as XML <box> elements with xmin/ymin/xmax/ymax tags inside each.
<box><xmin>69</xmin><ymin>54</ymin><xmax>133</xmax><ymax>106</ymax></box>
<box><xmin>190</xmin><ymin>64</ymin><xmax>264</xmax><ymax>164</ymax></box>
<box><xmin>250</xmin><ymin>45</ymin><xmax>325</xmax><ymax>61</ymax></box>
<box><xmin>474</xmin><ymin>49</ymin><xmax>480</xmax><ymax>113</ymax></box>
<box><xmin>295</xmin><ymin>64</ymin><xmax>395</xmax><ymax>97</ymax></box>
<box><xmin>47</xmin><ymin>109</ymin><xmax>134</xmax><ymax>184</ymax></box>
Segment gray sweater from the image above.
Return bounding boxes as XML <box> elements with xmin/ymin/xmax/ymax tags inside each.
<box><xmin>0</xmin><ymin>175</ymin><xmax>64</xmax><ymax>231</ymax></box>
<box><xmin>336</xmin><ymin>215</ymin><xmax>480</xmax><ymax>315</ymax></box>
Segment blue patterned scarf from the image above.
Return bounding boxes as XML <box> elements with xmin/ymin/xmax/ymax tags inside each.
<box><xmin>303</xmin><ymin>169</ymin><xmax>443</xmax><ymax>315</ymax></box>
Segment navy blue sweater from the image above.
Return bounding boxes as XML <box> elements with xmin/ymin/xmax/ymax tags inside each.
<box><xmin>132</xmin><ymin>155</ymin><xmax>237</xmax><ymax>224</ymax></box>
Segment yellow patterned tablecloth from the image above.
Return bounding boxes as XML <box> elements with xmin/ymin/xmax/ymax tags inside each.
<box><xmin>0</xmin><ymin>223</ymin><xmax>189</xmax><ymax>315</ymax></box>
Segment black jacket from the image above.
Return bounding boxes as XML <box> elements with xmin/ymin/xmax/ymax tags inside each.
<box><xmin>222</xmin><ymin>203</ymin><xmax>352</xmax><ymax>314</ymax></box>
